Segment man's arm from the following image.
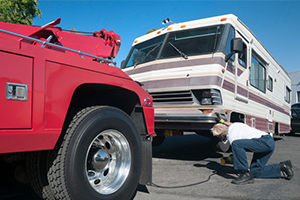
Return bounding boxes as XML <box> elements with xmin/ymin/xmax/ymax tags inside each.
<box><xmin>215</xmin><ymin>113</ymin><xmax>232</xmax><ymax>126</ymax></box>
<box><xmin>224</xmin><ymin>121</ymin><xmax>233</xmax><ymax>126</ymax></box>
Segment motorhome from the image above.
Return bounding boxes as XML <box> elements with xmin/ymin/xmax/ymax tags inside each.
<box><xmin>122</xmin><ymin>14</ymin><xmax>291</xmax><ymax>151</ymax></box>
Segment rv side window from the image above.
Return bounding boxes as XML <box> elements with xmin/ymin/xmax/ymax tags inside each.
<box><xmin>267</xmin><ymin>76</ymin><xmax>273</xmax><ymax>92</ymax></box>
<box><xmin>225</xmin><ymin>27</ymin><xmax>235</xmax><ymax>61</ymax></box>
<box><xmin>159</xmin><ymin>25</ymin><xmax>224</xmax><ymax>59</ymax></box>
<box><xmin>250</xmin><ymin>52</ymin><xmax>266</xmax><ymax>93</ymax></box>
<box><xmin>238</xmin><ymin>43</ymin><xmax>247</xmax><ymax>68</ymax></box>
<box><xmin>285</xmin><ymin>86</ymin><xmax>291</xmax><ymax>103</ymax></box>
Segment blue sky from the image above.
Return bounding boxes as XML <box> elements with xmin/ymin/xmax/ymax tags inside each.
<box><xmin>34</xmin><ymin>0</ymin><xmax>300</xmax><ymax>73</ymax></box>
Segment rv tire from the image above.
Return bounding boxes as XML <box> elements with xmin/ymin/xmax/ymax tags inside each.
<box><xmin>211</xmin><ymin>137</ymin><xmax>230</xmax><ymax>152</ymax></box>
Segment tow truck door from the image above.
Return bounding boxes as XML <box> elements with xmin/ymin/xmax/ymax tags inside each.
<box><xmin>0</xmin><ymin>51</ymin><xmax>32</xmax><ymax>129</ymax></box>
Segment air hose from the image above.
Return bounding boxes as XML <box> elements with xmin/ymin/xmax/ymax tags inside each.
<box><xmin>152</xmin><ymin>165</ymin><xmax>227</xmax><ymax>189</ymax></box>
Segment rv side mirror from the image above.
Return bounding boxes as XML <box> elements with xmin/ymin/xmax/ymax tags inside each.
<box><xmin>121</xmin><ymin>60</ymin><xmax>125</xmax><ymax>69</ymax></box>
<box><xmin>231</xmin><ymin>38</ymin><xmax>243</xmax><ymax>53</ymax></box>
<box><xmin>225</xmin><ymin>38</ymin><xmax>243</xmax><ymax>62</ymax></box>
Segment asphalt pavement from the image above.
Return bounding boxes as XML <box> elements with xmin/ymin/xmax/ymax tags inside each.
<box><xmin>134</xmin><ymin>132</ymin><xmax>300</xmax><ymax>200</ymax></box>
<box><xmin>0</xmin><ymin>132</ymin><xmax>299</xmax><ymax>200</ymax></box>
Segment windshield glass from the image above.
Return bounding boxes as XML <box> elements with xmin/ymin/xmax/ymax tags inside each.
<box><xmin>160</xmin><ymin>25</ymin><xmax>224</xmax><ymax>59</ymax></box>
<box><xmin>123</xmin><ymin>25</ymin><xmax>224</xmax><ymax>69</ymax></box>
<box><xmin>124</xmin><ymin>35</ymin><xmax>165</xmax><ymax>68</ymax></box>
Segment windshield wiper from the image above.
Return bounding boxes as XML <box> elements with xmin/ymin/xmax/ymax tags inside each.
<box><xmin>134</xmin><ymin>44</ymin><xmax>160</xmax><ymax>68</ymax></box>
<box><xmin>168</xmin><ymin>42</ymin><xmax>188</xmax><ymax>60</ymax></box>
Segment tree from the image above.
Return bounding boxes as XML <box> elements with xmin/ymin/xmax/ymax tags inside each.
<box><xmin>0</xmin><ymin>0</ymin><xmax>41</xmax><ymax>25</ymax></box>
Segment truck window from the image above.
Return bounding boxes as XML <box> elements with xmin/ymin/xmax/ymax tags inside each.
<box><xmin>159</xmin><ymin>25</ymin><xmax>224</xmax><ymax>59</ymax></box>
<box><xmin>250</xmin><ymin>51</ymin><xmax>266</xmax><ymax>93</ymax></box>
<box><xmin>125</xmin><ymin>35</ymin><xmax>165</xmax><ymax>68</ymax></box>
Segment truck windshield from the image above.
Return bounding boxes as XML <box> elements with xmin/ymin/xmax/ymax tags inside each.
<box><xmin>123</xmin><ymin>25</ymin><xmax>224</xmax><ymax>68</ymax></box>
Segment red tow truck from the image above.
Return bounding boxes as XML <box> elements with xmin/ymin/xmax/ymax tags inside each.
<box><xmin>0</xmin><ymin>18</ymin><xmax>154</xmax><ymax>200</ymax></box>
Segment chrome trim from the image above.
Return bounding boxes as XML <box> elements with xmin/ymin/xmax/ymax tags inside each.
<box><xmin>6</xmin><ymin>82</ymin><xmax>28</xmax><ymax>101</ymax></box>
<box><xmin>85</xmin><ymin>129</ymin><xmax>131</xmax><ymax>195</ymax></box>
<box><xmin>155</xmin><ymin>113</ymin><xmax>216</xmax><ymax>123</ymax></box>
<box><xmin>144</xmin><ymin>97</ymin><xmax>151</xmax><ymax>107</ymax></box>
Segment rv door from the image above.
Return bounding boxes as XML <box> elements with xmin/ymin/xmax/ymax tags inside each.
<box><xmin>233</xmin><ymin>35</ymin><xmax>249</xmax><ymax>103</ymax></box>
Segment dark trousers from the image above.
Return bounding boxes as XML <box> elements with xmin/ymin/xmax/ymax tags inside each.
<box><xmin>231</xmin><ymin>135</ymin><xmax>281</xmax><ymax>178</ymax></box>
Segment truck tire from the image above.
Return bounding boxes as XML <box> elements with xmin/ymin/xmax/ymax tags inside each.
<box><xmin>26</xmin><ymin>151</ymin><xmax>55</xmax><ymax>200</ymax></box>
<box><xmin>47</xmin><ymin>106</ymin><xmax>142</xmax><ymax>200</ymax></box>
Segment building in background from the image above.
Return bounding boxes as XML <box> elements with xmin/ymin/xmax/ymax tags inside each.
<box><xmin>289</xmin><ymin>70</ymin><xmax>300</xmax><ymax>105</ymax></box>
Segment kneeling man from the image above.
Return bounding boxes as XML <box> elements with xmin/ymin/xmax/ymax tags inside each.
<box><xmin>212</xmin><ymin>114</ymin><xmax>293</xmax><ymax>185</ymax></box>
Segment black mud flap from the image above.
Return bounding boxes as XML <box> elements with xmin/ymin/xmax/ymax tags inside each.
<box><xmin>139</xmin><ymin>135</ymin><xmax>152</xmax><ymax>186</ymax></box>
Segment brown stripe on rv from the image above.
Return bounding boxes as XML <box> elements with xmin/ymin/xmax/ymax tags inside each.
<box><xmin>125</xmin><ymin>57</ymin><xmax>226</xmax><ymax>76</ymax></box>
<box><xmin>142</xmin><ymin>76</ymin><xmax>222</xmax><ymax>90</ymax></box>
<box><xmin>223</xmin><ymin>80</ymin><xmax>290</xmax><ymax>116</ymax></box>
<box><xmin>226</xmin><ymin>65</ymin><xmax>245</xmax><ymax>76</ymax></box>
<box><xmin>144</xmin><ymin>77</ymin><xmax>289</xmax><ymax>117</ymax></box>
<box><xmin>245</xmin><ymin>115</ymin><xmax>290</xmax><ymax>133</ymax></box>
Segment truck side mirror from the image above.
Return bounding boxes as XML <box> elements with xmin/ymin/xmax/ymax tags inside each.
<box><xmin>225</xmin><ymin>38</ymin><xmax>243</xmax><ymax>62</ymax></box>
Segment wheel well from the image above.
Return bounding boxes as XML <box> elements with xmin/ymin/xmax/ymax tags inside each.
<box><xmin>60</xmin><ymin>84</ymin><xmax>147</xmax><ymax>138</ymax></box>
<box><xmin>230</xmin><ymin>112</ymin><xmax>245</xmax><ymax>123</ymax></box>
<box><xmin>68</xmin><ymin>84</ymin><xmax>140</xmax><ymax>114</ymax></box>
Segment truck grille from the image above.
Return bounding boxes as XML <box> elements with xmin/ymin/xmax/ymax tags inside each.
<box><xmin>150</xmin><ymin>90</ymin><xmax>193</xmax><ymax>104</ymax></box>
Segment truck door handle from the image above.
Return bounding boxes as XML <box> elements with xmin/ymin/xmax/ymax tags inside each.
<box><xmin>6</xmin><ymin>82</ymin><xmax>28</xmax><ymax>101</ymax></box>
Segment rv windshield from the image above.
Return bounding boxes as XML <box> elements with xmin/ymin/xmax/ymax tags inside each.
<box><xmin>124</xmin><ymin>35</ymin><xmax>165</xmax><ymax>68</ymax></box>
<box><xmin>123</xmin><ymin>25</ymin><xmax>224</xmax><ymax>68</ymax></box>
<box><xmin>160</xmin><ymin>25</ymin><xmax>224</xmax><ymax>59</ymax></box>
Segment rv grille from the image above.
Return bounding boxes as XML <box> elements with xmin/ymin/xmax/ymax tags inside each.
<box><xmin>150</xmin><ymin>90</ymin><xmax>193</xmax><ymax>104</ymax></box>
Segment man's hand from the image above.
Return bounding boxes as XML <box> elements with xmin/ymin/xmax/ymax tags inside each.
<box><xmin>215</xmin><ymin>112</ymin><xmax>225</xmax><ymax>123</ymax></box>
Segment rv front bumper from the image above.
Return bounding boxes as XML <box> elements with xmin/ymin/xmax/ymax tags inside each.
<box><xmin>154</xmin><ymin>113</ymin><xmax>217</xmax><ymax>131</ymax></box>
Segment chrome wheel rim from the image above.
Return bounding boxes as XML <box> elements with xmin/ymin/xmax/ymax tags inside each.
<box><xmin>85</xmin><ymin>129</ymin><xmax>131</xmax><ymax>195</ymax></box>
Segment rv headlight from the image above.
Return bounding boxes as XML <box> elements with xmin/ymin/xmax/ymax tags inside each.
<box><xmin>192</xmin><ymin>89</ymin><xmax>222</xmax><ymax>105</ymax></box>
<box><xmin>201</xmin><ymin>97</ymin><xmax>212</xmax><ymax>105</ymax></box>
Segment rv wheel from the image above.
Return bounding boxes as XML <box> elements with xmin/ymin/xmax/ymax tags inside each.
<box><xmin>211</xmin><ymin>137</ymin><xmax>230</xmax><ymax>152</ymax></box>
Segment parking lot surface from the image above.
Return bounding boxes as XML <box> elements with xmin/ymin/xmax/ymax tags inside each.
<box><xmin>135</xmin><ymin>133</ymin><xmax>300</xmax><ymax>200</ymax></box>
<box><xmin>0</xmin><ymin>133</ymin><xmax>299</xmax><ymax>200</ymax></box>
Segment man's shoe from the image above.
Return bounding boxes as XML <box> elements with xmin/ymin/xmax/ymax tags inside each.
<box><xmin>280</xmin><ymin>160</ymin><xmax>292</xmax><ymax>168</ymax></box>
<box><xmin>232</xmin><ymin>170</ymin><xmax>254</xmax><ymax>185</ymax></box>
<box><xmin>280</xmin><ymin>160</ymin><xmax>294</xmax><ymax>180</ymax></box>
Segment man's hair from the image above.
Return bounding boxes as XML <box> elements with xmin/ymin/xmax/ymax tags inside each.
<box><xmin>211</xmin><ymin>123</ymin><xmax>228</xmax><ymax>136</ymax></box>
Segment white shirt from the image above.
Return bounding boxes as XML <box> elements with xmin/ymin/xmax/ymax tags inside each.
<box><xmin>226</xmin><ymin>123</ymin><xmax>268</xmax><ymax>145</ymax></box>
